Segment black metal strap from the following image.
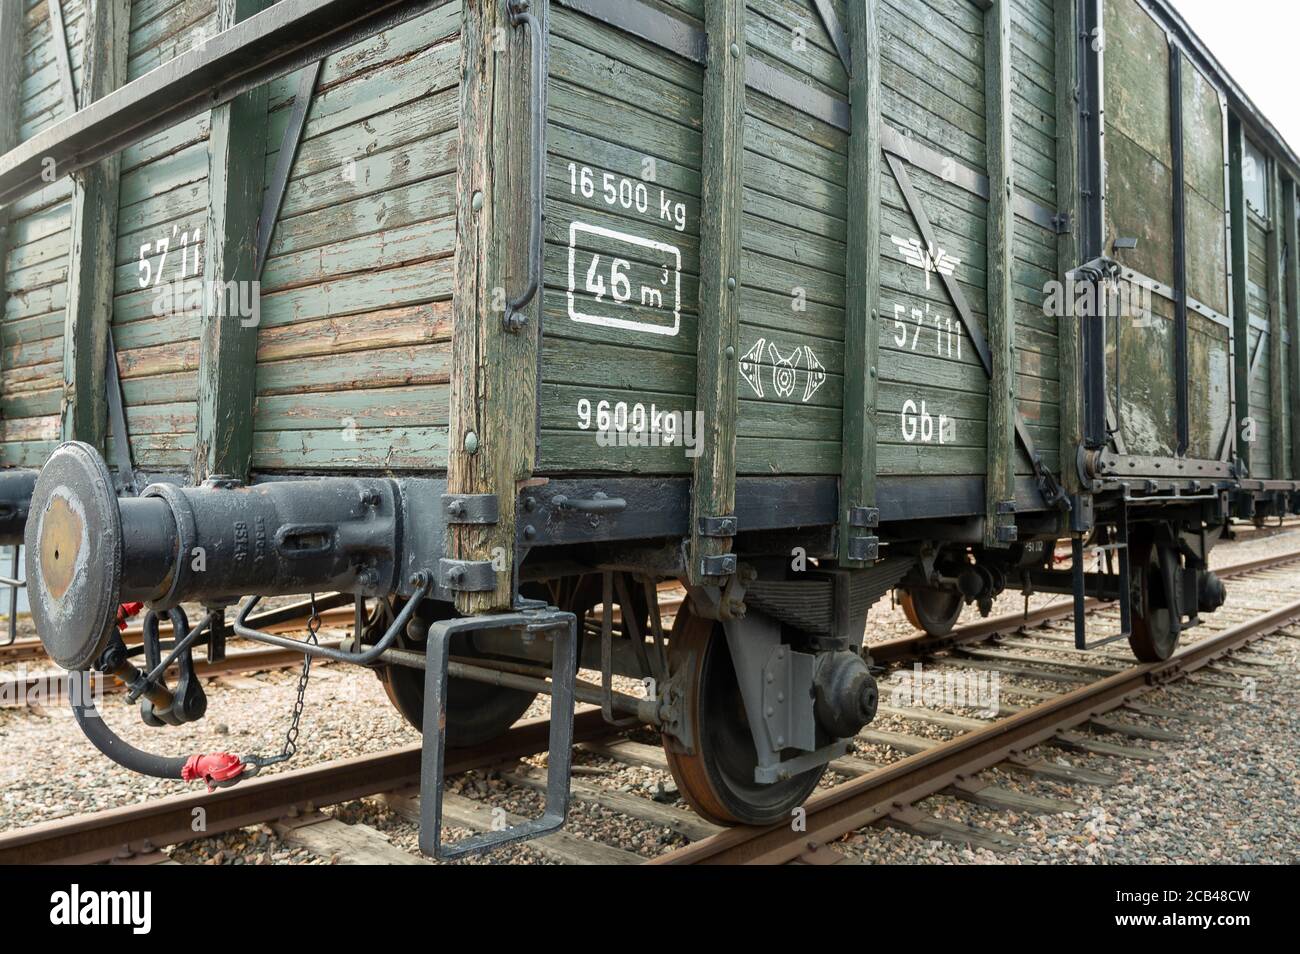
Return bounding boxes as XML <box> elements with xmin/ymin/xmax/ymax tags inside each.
<box><xmin>1248</xmin><ymin>325</ymin><xmax>1268</xmax><ymax>378</ymax></box>
<box><xmin>1219</xmin><ymin>328</ymin><xmax>1271</xmax><ymax>467</ymax></box>
<box><xmin>847</xmin><ymin>506</ymin><xmax>879</xmax><ymax>528</ymax></box>
<box><xmin>846</xmin><ymin>535</ymin><xmax>878</xmax><ymax>562</ymax></box>
<box><xmin>443</xmin><ymin>493</ymin><xmax>499</xmax><ymax>525</ymax></box>
<box><xmin>882</xmin><ymin>127</ymin><xmax>1060</xmax><ymax>233</ymax></box>
<box><xmin>104</xmin><ymin>327</ymin><xmax>137</xmax><ymax>494</ymax></box>
<box><xmin>1103</xmin><ymin>397</ymin><xmax>1128</xmax><ymax>456</ymax></box>
<box><xmin>884</xmin><ymin>151</ymin><xmax>1069</xmax><ymax>511</ymax></box>
<box><xmin>697</xmin><ymin>514</ymin><xmax>737</xmax><ymax>537</ymax></box>
<box><xmin>256</xmin><ymin>61</ymin><xmax>321</xmax><ymax>276</ymax></box>
<box><xmin>439</xmin><ymin>558</ymin><xmax>497</xmax><ymax>592</ymax></box>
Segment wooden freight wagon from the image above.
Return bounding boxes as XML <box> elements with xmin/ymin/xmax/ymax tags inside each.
<box><xmin>0</xmin><ymin>0</ymin><xmax>1297</xmax><ymax>855</ymax></box>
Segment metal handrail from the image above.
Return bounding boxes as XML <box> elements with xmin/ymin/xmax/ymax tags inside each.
<box><xmin>231</xmin><ymin>571</ymin><xmax>432</xmax><ymax>664</ymax></box>
<box><xmin>502</xmin><ymin>0</ymin><xmax>548</xmax><ymax>332</ymax></box>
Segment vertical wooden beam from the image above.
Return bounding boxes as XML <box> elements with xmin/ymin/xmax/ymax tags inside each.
<box><xmin>1228</xmin><ymin>117</ymin><xmax>1251</xmax><ymax>473</ymax></box>
<box><xmin>1169</xmin><ymin>48</ymin><xmax>1189</xmax><ymax>457</ymax></box>
<box><xmin>447</xmin><ymin>0</ymin><xmax>546</xmax><ymax>614</ymax></box>
<box><xmin>1267</xmin><ymin>158</ymin><xmax>1286</xmax><ymax>477</ymax></box>
<box><xmin>0</xmin><ymin>4</ymin><xmax>19</xmax><ymax>461</ymax></box>
<box><xmin>0</xmin><ymin>1</ymin><xmax>23</xmax><ymax>344</ymax></box>
<box><xmin>1054</xmin><ymin>0</ymin><xmax>1081</xmax><ymax>496</ymax></box>
<box><xmin>193</xmin><ymin>0</ymin><xmax>270</xmax><ymax>482</ymax></box>
<box><xmin>838</xmin><ymin>0</ymin><xmax>880</xmax><ymax>566</ymax></box>
<box><xmin>60</xmin><ymin>0</ymin><xmax>129</xmax><ymax>450</ymax></box>
<box><xmin>688</xmin><ymin>0</ymin><xmax>745</xmax><ymax>585</ymax></box>
<box><xmin>1286</xmin><ymin>177</ymin><xmax>1300</xmax><ymax>479</ymax></box>
<box><xmin>984</xmin><ymin>0</ymin><xmax>1016</xmax><ymax>546</ymax></box>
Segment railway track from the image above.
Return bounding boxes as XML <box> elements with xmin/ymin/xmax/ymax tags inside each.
<box><xmin>1</xmin><ymin>549</ymin><xmax>1296</xmax><ymax>865</ymax></box>
<box><xmin>0</xmin><ymin>596</ymin><xmax>358</xmax><ymax>708</ymax></box>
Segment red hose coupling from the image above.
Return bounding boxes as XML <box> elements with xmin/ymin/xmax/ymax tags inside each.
<box><xmin>116</xmin><ymin>602</ymin><xmax>145</xmax><ymax>630</ymax></box>
<box><xmin>182</xmin><ymin>752</ymin><xmax>247</xmax><ymax>792</ymax></box>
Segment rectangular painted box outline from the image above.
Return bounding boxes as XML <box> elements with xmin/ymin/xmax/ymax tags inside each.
<box><xmin>567</xmin><ymin>221</ymin><xmax>682</xmax><ymax>337</ymax></box>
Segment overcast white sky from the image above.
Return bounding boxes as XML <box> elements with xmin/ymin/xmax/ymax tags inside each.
<box><xmin>1171</xmin><ymin>0</ymin><xmax>1300</xmax><ymax>150</ymax></box>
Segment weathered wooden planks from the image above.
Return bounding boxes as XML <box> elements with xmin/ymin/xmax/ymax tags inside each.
<box><xmin>688</xmin><ymin>0</ymin><xmax>745</xmax><ymax>584</ymax></box>
<box><xmin>733</xmin><ymin>10</ymin><xmax>849</xmax><ymax>474</ymax></box>
<box><xmin>191</xmin><ymin>0</ymin><xmax>268</xmax><ymax>482</ymax></box>
<box><xmin>983</xmin><ymin>0</ymin><xmax>1015</xmax><ymax>544</ymax></box>
<box><xmin>181</xmin><ymin>3</ymin><xmax>461</xmax><ymax>473</ymax></box>
<box><xmin>536</xmin><ymin>4</ymin><xmax>704</xmax><ymax>476</ymax></box>
<box><xmin>0</xmin><ymin>0</ymin><xmax>24</xmax><ymax>412</ymax></box>
<box><xmin>837</xmin><ymin>0</ymin><xmax>880</xmax><ymax>565</ymax></box>
<box><xmin>1</xmin><ymin>1</ymin><xmax>83</xmax><ymax>468</ymax></box>
<box><xmin>98</xmin><ymin>0</ymin><xmax>216</xmax><ymax>472</ymax></box>
<box><xmin>447</xmin><ymin>0</ymin><xmax>544</xmax><ymax>613</ymax></box>
<box><xmin>61</xmin><ymin>0</ymin><xmax>129</xmax><ymax>451</ymax></box>
<box><xmin>2</xmin><ymin>0</ymin><xmax>1292</xmax><ymax>504</ymax></box>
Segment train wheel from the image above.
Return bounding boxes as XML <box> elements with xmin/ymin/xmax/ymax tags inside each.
<box><xmin>899</xmin><ymin>586</ymin><xmax>965</xmax><ymax>636</ymax></box>
<box><xmin>1128</xmin><ymin>539</ymin><xmax>1181</xmax><ymax>663</ymax></box>
<box><xmin>375</xmin><ymin>600</ymin><xmax>537</xmax><ymax>748</ymax></box>
<box><xmin>662</xmin><ymin>601</ymin><xmax>824</xmax><ymax>826</ymax></box>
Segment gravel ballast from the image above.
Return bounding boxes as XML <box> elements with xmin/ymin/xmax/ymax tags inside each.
<box><xmin>0</xmin><ymin>530</ymin><xmax>1296</xmax><ymax>864</ymax></box>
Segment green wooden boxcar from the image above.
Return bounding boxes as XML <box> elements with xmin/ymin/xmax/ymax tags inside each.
<box><xmin>2</xmin><ymin>0</ymin><xmax>1299</xmax><ymax>847</ymax></box>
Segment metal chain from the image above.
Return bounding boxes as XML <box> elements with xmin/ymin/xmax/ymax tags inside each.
<box><xmin>278</xmin><ymin>594</ymin><xmax>321</xmax><ymax>761</ymax></box>
<box><xmin>244</xmin><ymin>594</ymin><xmax>319</xmax><ymax>773</ymax></box>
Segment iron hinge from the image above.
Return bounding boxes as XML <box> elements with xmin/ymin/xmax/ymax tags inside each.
<box><xmin>439</xmin><ymin>559</ymin><xmax>498</xmax><ymax>592</ymax></box>
<box><xmin>1052</xmin><ymin>211</ymin><xmax>1072</xmax><ymax>235</ymax></box>
<box><xmin>847</xmin><ymin>535</ymin><xmax>880</xmax><ymax>562</ymax></box>
<box><xmin>993</xmin><ymin>498</ymin><xmax>1017</xmax><ymax>544</ymax></box>
<box><xmin>697</xmin><ymin>515</ymin><xmax>737</xmax><ymax>537</ymax></box>
<box><xmin>699</xmin><ymin>553</ymin><xmax>737</xmax><ymax>577</ymax></box>
<box><xmin>442</xmin><ymin>494</ymin><xmax>499</xmax><ymax>525</ymax></box>
<box><xmin>848</xmin><ymin>506</ymin><xmax>880</xmax><ymax>528</ymax></box>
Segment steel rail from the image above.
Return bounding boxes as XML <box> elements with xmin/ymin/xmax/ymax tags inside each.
<box><xmin>653</xmin><ymin>596</ymin><xmax>1300</xmax><ymax>865</ymax></box>
<box><xmin>0</xmin><ymin>708</ymin><xmax>614</xmax><ymax>865</ymax></box>
<box><xmin>869</xmin><ymin>547</ymin><xmax>1300</xmax><ymax>664</ymax></box>
<box><xmin>0</xmin><ymin>640</ymin><xmax>353</xmax><ymax>708</ymax></box>
<box><xmin>0</xmin><ymin>594</ymin><xmax>354</xmax><ymax>664</ymax></box>
<box><xmin>2</xmin><ymin>549</ymin><xmax>1295</xmax><ymax>863</ymax></box>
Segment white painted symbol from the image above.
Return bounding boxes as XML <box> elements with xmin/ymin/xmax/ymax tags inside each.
<box><xmin>768</xmin><ymin>342</ymin><xmax>803</xmax><ymax>397</ymax></box>
<box><xmin>567</xmin><ymin>222</ymin><xmax>681</xmax><ymax>336</ymax></box>
<box><xmin>802</xmin><ymin>346</ymin><xmax>826</xmax><ymax>402</ymax></box>
<box><xmin>890</xmin><ymin>235</ymin><xmax>961</xmax><ymax>290</ymax></box>
<box><xmin>738</xmin><ymin>338</ymin><xmax>825</xmax><ymax>403</ymax></box>
<box><xmin>740</xmin><ymin>338</ymin><xmax>767</xmax><ymax>398</ymax></box>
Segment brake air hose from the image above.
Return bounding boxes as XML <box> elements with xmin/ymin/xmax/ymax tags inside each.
<box><xmin>71</xmin><ymin>683</ymin><xmax>188</xmax><ymax>779</ymax></box>
<box><xmin>73</xmin><ymin>683</ymin><xmax>248</xmax><ymax>788</ymax></box>
<box><xmin>70</xmin><ymin>613</ymin><xmax>248</xmax><ymax>789</ymax></box>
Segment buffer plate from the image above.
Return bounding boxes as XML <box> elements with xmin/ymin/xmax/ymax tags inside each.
<box><xmin>24</xmin><ymin>442</ymin><xmax>123</xmax><ymax>671</ymax></box>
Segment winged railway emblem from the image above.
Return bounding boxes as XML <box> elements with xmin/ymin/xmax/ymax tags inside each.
<box><xmin>890</xmin><ymin>235</ymin><xmax>961</xmax><ymax>290</ymax></box>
